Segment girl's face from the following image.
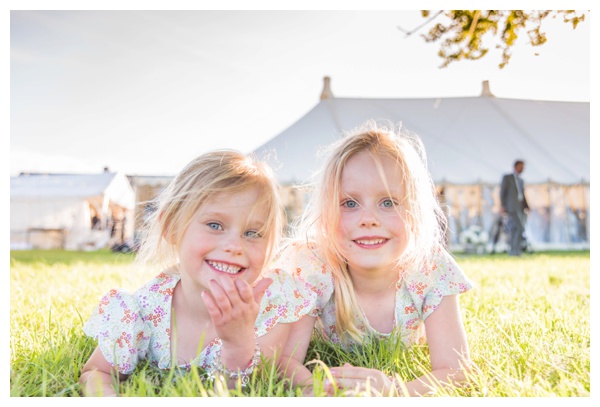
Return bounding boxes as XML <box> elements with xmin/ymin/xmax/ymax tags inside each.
<box><xmin>337</xmin><ymin>150</ymin><xmax>409</xmax><ymax>276</ymax></box>
<box><xmin>177</xmin><ymin>187</ymin><xmax>269</xmax><ymax>291</ymax></box>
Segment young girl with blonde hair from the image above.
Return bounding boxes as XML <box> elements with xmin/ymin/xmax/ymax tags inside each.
<box><xmin>80</xmin><ymin>150</ymin><xmax>292</xmax><ymax>396</ymax></box>
<box><xmin>275</xmin><ymin>121</ymin><xmax>473</xmax><ymax>396</ymax></box>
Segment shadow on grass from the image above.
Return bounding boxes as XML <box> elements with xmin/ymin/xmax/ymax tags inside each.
<box><xmin>10</xmin><ymin>249</ymin><xmax>136</xmax><ymax>266</ymax></box>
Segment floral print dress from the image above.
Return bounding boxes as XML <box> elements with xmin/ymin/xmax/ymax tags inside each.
<box><xmin>83</xmin><ymin>269</ymin><xmax>299</xmax><ymax>375</ymax></box>
<box><xmin>271</xmin><ymin>242</ymin><xmax>473</xmax><ymax>349</ymax></box>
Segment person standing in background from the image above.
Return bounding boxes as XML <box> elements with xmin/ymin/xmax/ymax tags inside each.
<box><xmin>500</xmin><ymin>160</ymin><xmax>529</xmax><ymax>256</ymax></box>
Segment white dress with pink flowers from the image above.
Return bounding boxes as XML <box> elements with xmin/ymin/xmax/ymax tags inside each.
<box><xmin>270</xmin><ymin>242</ymin><xmax>473</xmax><ymax>348</ymax></box>
<box><xmin>83</xmin><ymin>270</ymin><xmax>298</xmax><ymax>375</ymax></box>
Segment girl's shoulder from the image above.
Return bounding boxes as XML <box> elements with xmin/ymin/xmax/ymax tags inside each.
<box><xmin>82</xmin><ymin>272</ymin><xmax>179</xmax><ymax>374</ymax></box>
<box><xmin>429</xmin><ymin>246</ymin><xmax>470</xmax><ymax>285</ymax></box>
<box><xmin>400</xmin><ymin>246</ymin><xmax>472</xmax><ymax>295</ymax></box>
<box><xmin>266</xmin><ymin>239</ymin><xmax>334</xmax><ymax>319</ymax></box>
<box><xmin>133</xmin><ymin>270</ymin><xmax>180</xmax><ymax>301</ymax></box>
<box><xmin>84</xmin><ymin>271</ymin><xmax>179</xmax><ymax>328</ymax></box>
<box><xmin>272</xmin><ymin>240</ymin><xmax>334</xmax><ymax>290</ymax></box>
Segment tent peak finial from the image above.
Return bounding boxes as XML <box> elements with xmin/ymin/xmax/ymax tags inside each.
<box><xmin>320</xmin><ymin>76</ymin><xmax>334</xmax><ymax>100</ymax></box>
<box><xmin>481</xmin><ymin>80</ymin><xmax>494</xmax><ymax>97</ymax></box>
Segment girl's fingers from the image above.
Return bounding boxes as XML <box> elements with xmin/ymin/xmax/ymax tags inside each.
<box><xmin>208</xmin><ymin>279</ymin><xmax>233</xmax><ymax>314</ymax></box>
<box><xmin>330</xmin><ymin>365</ymin><xmax>361</xmax><ymax>379</ymax></box>
<box><xmin>327</xmin><ymin>377</ymin><xmax>382</xmax><ymax>395</ymax></box>
<box><xmin>329</xmin><ymin>366</ymin><xmax>390</xmax><ymax>394</ymax></box>
<box><xmin>219</xmin><ymin>274</ymin><xmax>255</xmax><ymax>309</ymax></box>
<box><xmin>201</xmin><ymin>290</ymin><xmax>223</xmax><ymax>322</ymax></box>
<box><xmin>216</xmin><ymin>275</ymin><xmax>272</xmax><ymax>306</ymax></box>
<box><xmin>329</xmin><ymin>366</ymin><xmax>379</xmax><ymax>382</ymax></box>
<box><xmin>234</xmin><ymin>278</ymin><xmax>254</xmax><ymax>303</ymax></box>
<box><xmin>326</xmin><ymin>377</ymin><xmax>361</xmax><ymax>391</ymax></box>
<box><xmin>205</xmin><ymin>276</ymin><xmax>273</xmax><ymax>326</ymax></box>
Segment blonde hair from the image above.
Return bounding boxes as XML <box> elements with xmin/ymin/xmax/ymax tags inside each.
<box><xmin>294</xmin><ymin>120</ymin><xmax>447</xmax><ymax>344</ymax></box>
<box><xmin>136</xmin><ymin>150</ymin><xmax>284</xmax><ymax>274</ymax></box>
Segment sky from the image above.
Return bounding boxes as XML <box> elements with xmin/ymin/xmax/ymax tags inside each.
<box><xmin>8</xmin><ymin>4</ymin><xmax>592</xmax><ymax>178</ymax></box>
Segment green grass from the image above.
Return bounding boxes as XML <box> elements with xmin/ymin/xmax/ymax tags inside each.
<box><xmin>10</xmin><ymin>249</ymin><xmax>590</xmax><ymax>397</ymax></box>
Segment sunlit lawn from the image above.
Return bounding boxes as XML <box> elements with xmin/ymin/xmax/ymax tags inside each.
<box><xmin>10</xmin><ymin>249</ymin><xmax>590</xmax><ymax>397</ymax></box>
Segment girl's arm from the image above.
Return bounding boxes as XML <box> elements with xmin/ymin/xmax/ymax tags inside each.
<box><xmin>79</xmin><ymin>347</ymin><xmax>128</xmax><ymax>396</ymax></box>
<box><xmin>278</xmin><ymin>315</ymin><xmax>317</xmax><ymax>391</ymax></box>
<box><xmin>328</xmin><ymin>295</ymin><xmax>471</xmax><ymax>396</ymax></box>
<box><xmin>418</xmin><ymin>294</ymin><xmax>471</xmax><ymax>389</ymax></box>
<box><xmin>397</xmin><ymin>293</ymin><xmax>471</xmax><ymax>395</ymax></box>
<box><xmin>257</xmin><ymin>320</ymin><xmax>291</xmax><ymax>364</ymax></box>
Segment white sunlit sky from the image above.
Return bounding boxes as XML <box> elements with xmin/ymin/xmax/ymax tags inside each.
<box><xmin>8</xmin><ymin>4</ymin><xmax>592</xmax><ymax>178</ymax></box>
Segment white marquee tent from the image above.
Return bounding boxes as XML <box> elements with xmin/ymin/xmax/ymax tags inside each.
<box><xmin>254</xmin><ymin>78</ymin><xmax>589</xmax><ymax>251</ymax></box>
<box><xmin>10</xmin><ymin>171</ymin><xmax>135</xmax><ymax>250</ymax></box>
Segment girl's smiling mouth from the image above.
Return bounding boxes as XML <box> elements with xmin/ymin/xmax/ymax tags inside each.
<box><xmin>206</xmin><ymin>260</ymin><xmax>245</xmax><ymax>275</ymax></box>
<box><xmin>353</xmin><ymin>238</ymin><xmax>388</xmax><ymax>248</ymax></box>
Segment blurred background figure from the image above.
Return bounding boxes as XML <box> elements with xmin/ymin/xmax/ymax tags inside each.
<box><xmin>500</xmin><ymin>160</ymin><xmax>529</xmax><ymax>256</ymax></box>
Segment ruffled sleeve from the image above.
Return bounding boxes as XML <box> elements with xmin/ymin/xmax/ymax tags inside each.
<box><xmin>83</xmin><ymin>289</ymin><xmax>152</xmax><ymax>375</ymax></box>
<box><xmin>405</xmin><ymin>247</ymin><xmax>473</xmax><ymax>321</ymax></box>
<box><xmin>256</xmin><ymin>241</ymin><xmax>334</xmax><ymax>335</ymax></box>
<box><xmin>254</xmin><ymin>270</ymin><xmax>298</xmax><ymax>337</ymax></box>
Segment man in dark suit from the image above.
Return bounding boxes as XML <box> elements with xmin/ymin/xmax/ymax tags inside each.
<box><xmin>500</xmin><ymin>160</ymin><xmax>529</xmax><ymax>256</ymax></box>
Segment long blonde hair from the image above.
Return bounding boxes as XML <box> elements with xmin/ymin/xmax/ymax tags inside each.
<box><xmin>294</xmin><ymin>121</ymin><xmax>447</xmax><ymax>344</ymax></box>
<box><xmin>136</xmin><ymin>150</ymin><xmax>284</xmax><ymax>274</ymax></box>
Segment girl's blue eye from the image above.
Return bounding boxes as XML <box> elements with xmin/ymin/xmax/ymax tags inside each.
<box><xmin>207</xmin><ymin>222</ymin><xmax>223</xmax><ymax>230</ymax></box>
<box><xmin>342</xmin><ymin>200</ymin><xmax>358</xmax><ymax>208</ymax></box>
<box><xmin>382</xmin><ymin>199</ymin><xmax>395</xmax><ymax>208</ymax></box>
<box><xmin>244</xmin><ymin>230</ymin><xmax>262</xmax><ymax>238</ymax></box>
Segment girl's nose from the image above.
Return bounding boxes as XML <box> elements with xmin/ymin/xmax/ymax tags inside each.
<box><xmin>359</xmin><ymin>207</ymin><xmax>380</xmax><ymax>227</ymax></box>
<box><xmin>223</xmin><ymin>235</ymin><xmax>243</xmax><ymax>255</ymax></box>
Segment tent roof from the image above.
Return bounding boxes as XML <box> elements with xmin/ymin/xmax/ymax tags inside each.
<box><xmin>11</xmin><ymin>172</ymin><xmax>126</xmax><ymax>199</ymax></box>
<box><xmin>254</xmin><ymin>82</ymin><xmax>589</xmax><ymax>186</ymax></box>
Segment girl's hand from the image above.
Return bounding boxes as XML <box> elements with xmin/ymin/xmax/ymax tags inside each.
<box><xmin>202</xmin><ymin>275</ymin><xmax>272</xmax><ymax>344</ymax></box>
<box><xmin>327</xmin><ymin>363</ymin><xmax>396</xmax><ymax>396</ymax></box>
<box><xmin>201</xmin><ymin>276</ymin><xmax>272</xmax><ymax>369</ymax></box>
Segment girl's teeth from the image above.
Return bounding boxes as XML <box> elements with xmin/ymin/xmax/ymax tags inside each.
<box><xmin>356</xmin><ymin>239</ymin><xmax>385</xmax><ymax>245</ymax></box>
<box><xmin>208</xmin><ymin>261</ymin><xmax>242</xmax><ymax>274</ymax></box>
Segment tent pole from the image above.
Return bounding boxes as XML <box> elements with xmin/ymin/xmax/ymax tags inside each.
<box><xmin>582</xmin><ymin>181</ymin><xmax>589</xmax><ymax>243</ymax></box>
<box><xmin>477</xmin><ymin>180</ymin><xmax>483</xmax><ymax>227</ymax></box>
<box><xmin>563</xmin><ymin>185</ymin><xmax>572</xmax><ymax>244</ymax></box>
<box><xmin>547</xmin><ymin>181</ymin><xmax>552</xmax><ymax>244</ymax></box>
